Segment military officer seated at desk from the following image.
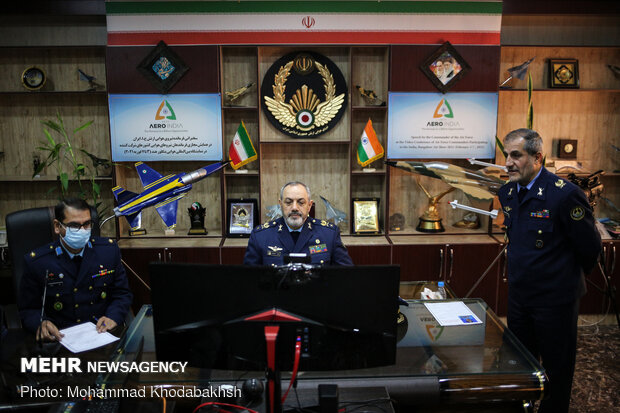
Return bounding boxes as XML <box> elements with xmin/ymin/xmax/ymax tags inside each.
<box><xmin>244</xmin><ymin>181</ymin><xmax>353</xmax><ymax>266</ymax></box>
<box><xmin>18</xmin><ymin>198</ymin><xmax>132</xmax><ymax>342</ymax></box>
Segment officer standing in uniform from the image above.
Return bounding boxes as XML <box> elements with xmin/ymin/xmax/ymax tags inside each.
<box><xmin>19</xmin><ymin>198</ymin><xmax>132</xmax><ymax>341</ymax></box>
<box><xmin>498</xmin><ymin>129</ymin><xmax>601</xmax><ymax>412</ymax></box>
<box><xmin>244</xmin><ymin>182</ymin><xmax>353</xmax><ymax>266</ymax></box>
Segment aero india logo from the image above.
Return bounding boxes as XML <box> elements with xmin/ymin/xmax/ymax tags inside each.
<box><xmin>155</xmin><ymin>100</ymin><xmax>176</xmax><ymax>120</ymax></box>
<box><xmin>433</xmin><ymin>98</ymin><xmax>453</xmax><ymax>118</ymax></box>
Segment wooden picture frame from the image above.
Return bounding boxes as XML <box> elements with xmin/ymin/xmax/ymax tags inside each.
<box><xmin>226</xmin><ymin>198</ymin><xmax>258</xmax><ymax>237</ymax></box>
<box><xmin>137</xmin><ymin>40</ymin><xmax>189</xmax><ymax>94</ymax></box>
<box><xmin>549</xmin><ymin>59</ymin><xmax>579</xmax><ymax>88</ymax></box>
<box><xmin>420</xmin><ymin>42</ymin><xmax>471</xmax><ymax>94</ymax></box>
<box><xmin>352</xmin><ymin>198</ymin><xmax>380</xmax><ymax>235</ymax></box>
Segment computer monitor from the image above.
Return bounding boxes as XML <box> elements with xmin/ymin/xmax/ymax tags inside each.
<box><xmin>149</xmin><ymin>263</ymin><xmax>399</xmax><ymax>372</ymax></box>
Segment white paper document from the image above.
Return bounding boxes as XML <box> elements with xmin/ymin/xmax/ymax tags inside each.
<box><xmin>59</xmin><ymin>322</ymin><xmax>119</xmax><ymax>353</ymax></box>
<box><xmin>423</xmin><ymin>301</ymin><xmax>483</xmax><ymax>326</ymax></box>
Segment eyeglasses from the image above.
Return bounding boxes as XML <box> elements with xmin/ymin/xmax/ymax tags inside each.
<box><xmin>59</xmin><ymin>220</ymin><xmax>94</xmax><ymax>233</ymax></box>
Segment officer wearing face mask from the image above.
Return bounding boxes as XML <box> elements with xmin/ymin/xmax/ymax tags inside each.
<box><xmin>243</xmin><ymin>182</ymin><xmax>353</xmax><ymax>266</ymax></box>
<box><xmin>18</xmin><ymin>198</ymin><xmax>132</xmax><ymax>341</ymax></box>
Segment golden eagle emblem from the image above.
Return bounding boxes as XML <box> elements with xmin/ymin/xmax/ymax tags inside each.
<box><xmin>261</xmin><ymin>52</ymin><xmax>348</xmax><ymax>138</ymax></box>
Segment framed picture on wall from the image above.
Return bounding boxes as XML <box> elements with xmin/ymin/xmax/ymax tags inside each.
<box><xmin>137</xmin><ymin>40</ymin><xmax>189</xmax><ymax>94</ymax></box>
<box><xmin>227</xmin><ymin>198</ymin><xmax>258</xmax><ymax>237</ymax></box>
<box><xmin>420</xmin><ymin>41</ymin><xmax>471</xmax><ymax>93</ymax></box>
<box><xmin>549</xmin><ymin>59</ymin><xmax>579</xmax><ymax>88</ymax></box>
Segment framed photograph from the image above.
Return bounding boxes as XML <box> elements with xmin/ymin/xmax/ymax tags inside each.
<box><xmin>420</xmin><ymin>41</ymin><xmax>471</xmax><ymax>94</ymax></box>
<box><xmin>352</xmin><ymin>198</ymin><xmax>380</xmax><ymax>235</ymax></box>
<box><xmin>226</xmin><ymin>199</ymin><xmax>258</xmax><ymax>237</ymax></box>
<box><xmin>549</xmin><ymin>59</ymin><xmax>579</xmax><ymax>88</ymax></box>
<box><xmin>137</xmin><ymin>40</ymin><xmax>189</xmax><ymax>94</ymax></box>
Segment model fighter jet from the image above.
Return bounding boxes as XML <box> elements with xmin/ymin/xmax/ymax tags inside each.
<box><xmin>111</xmin><ymin>161</ymin><xmax>228</xmax><ymax>231</ymax></box>
<box><xmin>386</xmin><ymin>160</ymin><xmax>506</xmax><ymax>201</ymax></box>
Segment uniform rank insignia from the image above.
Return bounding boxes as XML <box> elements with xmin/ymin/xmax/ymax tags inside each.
<box><xmin>537</xmin><ymin>187</ymin><xmax>544</xmax><ymax>196</ymax></box>
<box><xmin>570</xmin><ymin>206</ymin><xmax>585</xmax><ymax>221</ymax></box>
<box><xmin>530</xmin><ymin>209</ymin><xmax>550</xmax><ymax>218</ymax></box>
<box><xmin>555</xmin><ymin>179</ymin><xmax>566</xmax><ymax>188</ymax></box>
<box><xmin>309</xmin><ymin>244</ymin><xmax>328</xmax><ymax>254</ymax></box>
<box><xmin>267</xmin><ymin>245</ymin><xmax>283</xmax><ymax>256</ymax></box>
<box><xmin>508</xmin><ymin>188</ymin><xmax>514</xmax><ymax>196</ymax></box>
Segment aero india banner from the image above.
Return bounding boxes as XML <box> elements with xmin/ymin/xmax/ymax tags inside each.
<box><xmin>387</xmin><ymin>92</ymin><xmax>498</xmax><ymax>159</ymax></box>
<box><xmin>109</xmin><ymin>94</ymin><xmax>222</xmax><ymax>162</ymax></box>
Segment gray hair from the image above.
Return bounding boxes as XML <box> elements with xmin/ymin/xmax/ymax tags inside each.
<box><xmin>504</xmin><ymin>128</ymin><xmax>543</xmax><ymax>156</ymax></box>
<box><xmin>279</xmin><ymin>181</ymin><xmax>311</xmax><ymax>200</ymax></box>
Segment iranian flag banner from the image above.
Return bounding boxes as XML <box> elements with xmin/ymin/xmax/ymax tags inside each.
<box><xmin>357</xmin><ymin>119</ymin><xmax>384</xmax><ymax>167</ymax></box>
<box><xmin>106</xmin><ymin>1</ymin><xmax>502</xmax><ymax>46</ymax></box>
<box><xmin>229</xmin><ymin>121</ymin><xmax>257</xmax><ymax>169</ymax></box>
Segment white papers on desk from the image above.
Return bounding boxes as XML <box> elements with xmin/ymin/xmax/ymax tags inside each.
<box><xmin>423</xmin><ymin>301</ymin><xmax>483</xmax><ymax>326</ymax></box>
<box><xmin>59</xmin><ymin>322</ymin><xmax>119</xmax><ymax>353</ymax></box>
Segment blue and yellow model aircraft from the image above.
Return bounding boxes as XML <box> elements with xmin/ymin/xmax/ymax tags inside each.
<box><xmin>111</xmin><ymin>161</ymin><xmax>228</xmax><ymax>231</ymax></box>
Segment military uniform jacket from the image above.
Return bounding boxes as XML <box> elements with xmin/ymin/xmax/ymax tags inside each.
<box><xmin>498</xmin><ymin>168</ymin><xmax>601</xmax><ymax>306</ymax></box>
<box><xmin>18</xmin><ymin>237</ymin><xmax>133</xmax><ymax>333</ymax></box>
<box><xmin>243</xmin><ymin>217</ymin><xmax>353</xmax><ymax>266</ymax></box>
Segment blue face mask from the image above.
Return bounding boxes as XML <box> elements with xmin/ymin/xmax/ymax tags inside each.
<box><xmin>61</xmin><ymin>228</ymin><xmax>91</xmax><ymax>250</ymax></box>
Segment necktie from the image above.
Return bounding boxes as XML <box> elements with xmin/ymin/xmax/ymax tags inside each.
<box><xmin>291</xmin><ymin>231</ymin><xmax>300</xmax><ymax>245</ymax></box>
<box><xmin>518</xmin><ymin>187</ymin><xmax>528</xmax><ymax>203</ymax></box>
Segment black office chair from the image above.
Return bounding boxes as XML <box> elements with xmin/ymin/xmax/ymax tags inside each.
<box><xmin>4</xmin><ymin>205</ymin><xmax>100</xmax><ymax>328</ymax></box>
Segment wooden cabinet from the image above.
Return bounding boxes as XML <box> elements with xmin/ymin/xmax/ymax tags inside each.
<box><xmin>118</xmin><ymin>238</ymin><xmax>221</xmax><ymax>312</ymax></box>
<box><xmin>390</xmin><ymin>235</ymin><xmax>504</xmax><ymax>312</ymax></box>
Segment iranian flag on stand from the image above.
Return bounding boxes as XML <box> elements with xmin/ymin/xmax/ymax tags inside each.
<box><xmin>357</xmin><ymin>119</ymin><xmax>384</xmax><ymax>167</ymax></box>
<box><xmin>228</xmin><ymin>121</ymin><xmax>257</xmax><ymax>169</ymax></box>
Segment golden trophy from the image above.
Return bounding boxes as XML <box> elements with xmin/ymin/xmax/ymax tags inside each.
<box><xmin>415</xmin><ymin>178</ymin><xmax>455</xmax><ymax>233</ymax></box>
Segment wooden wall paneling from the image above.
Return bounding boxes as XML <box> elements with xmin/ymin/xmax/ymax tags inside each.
<box><xmin>115</xmin><ymin>161</ymin><xmax>222</xmax><ymax>237</ymax></box>
<box><xmin>221</xmin><ymin>238</ymin><xmax>249</xmax><ymax>265</ymax></box>
<box><xmin>390</xmin><ymin>45</ymin><xmax>501</xmax><ymax>92</ymax></box>
<box><xmin>346</xmin><ymin>245</ymin><xmax>391</xmax><ymax>266</ymax></box>
<box><xmin>260</xmin><ymin>143</ymin><xmax>349</xmax><ymax>232</ymax></box>
<box><xmin>0</xmin><ymin>15</ymin><xmax>107</xmax><ymax>47</ymax></box>
<box><xmin>500</xmin><ymin>46</ymin><xmax>620</xmax><ymax>90</ymax></box>
<box><xmin>221</xmin><ymin>46</ymin><xmax>258</xmax><ymax>108</ymax></box>
<box><xmin>222</xmin><ymin>109</ymin><xmax>260</xmax><ymax>173</ymax></box>
<box><xmin>350</xmin><ymin>109</ymin><xmax>387</xmax><ymax>173</ymax></box>
<box><xmin>500</xmin><ymin>15</ymin><xmax>620</xmax><ymax>46</ymax></box>
<box><xmin>106</xmin><ymin>45</ymin><xmax>220</xmax><ymax>94</ymax></box>
<box><xmin>391</xmin><ymin>243</ymin><xmax>445</xmax><ymax>281</ymax></box>
<box><xmin>0</xmin><ymin>47</ymin><xmax>106</xmax><ymax>92</ymax></box>
<box><xmin>258</xmin><ymin>46</ymin><xmax>351</xmax><ymax>143</ymax></box>
<box><xmin>388</xmin><ymin>167</ymin><xmax>491</xmax><ymax>235</ymax></box>
<box><xmin>0</xmin><ymin>93</ymin><xmax>110</xmax><ymax>177</ymax></box>
<box><xmin>496</xmin><ymin>90</ymin><xmax>620</xmax><ymax>173</ymax></box>
<box><xmin>351</xmin><ymin>47</ymin><xmax>388</xmax><ymax>107</ymax></box>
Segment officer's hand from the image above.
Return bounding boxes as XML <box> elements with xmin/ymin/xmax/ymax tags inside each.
<box><xmin>96</xmin><ymin>316</ymin><xmax>117</xmax><ymax>333</ymax></box>
<box><xmin>36</xmin><ymin>320</ymin><xmax>64</xmax><ymax>342</ymax></box>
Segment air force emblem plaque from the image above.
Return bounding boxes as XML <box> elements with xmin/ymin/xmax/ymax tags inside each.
<box><xmin>261</xmin><ymin>51</ymin><xmax>348</xmax><ymax>138</ymax></box>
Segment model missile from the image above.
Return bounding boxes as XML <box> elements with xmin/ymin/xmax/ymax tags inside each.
<box><xmin>449</xmin><ymin>200</ymin><xmax>498</xmax><ymax>219</ymax></box>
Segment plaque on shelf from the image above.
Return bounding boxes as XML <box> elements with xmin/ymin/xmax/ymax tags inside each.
<box><xmin>549</xmin><ymin>59</ymin><xmax>579</xmax><ymax>88</ymax></box>
<box><xmin>22</xmin><ymin>66</ymin><xmax>46</xmax><ymax>90</ymax></box>
<box><xmin>227</xmin><ymin>198</ymin><xmax>258</xmax><ymax>237</ymax></box>
<box><xmin>558</xmin><ymin>139</ymin><xmax>578</xmax><ymax>159</ymax></box>
<box><xmin>352</xmin><ymin>198</ymin><xmax>380</xmax><ymax>235</ymax></box>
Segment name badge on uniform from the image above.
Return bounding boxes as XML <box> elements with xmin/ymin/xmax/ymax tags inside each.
<box><xmin>267</xmin><ymin>246</ymin><xmax>283</xmax><ymax>257</ymax></box>
<box><xmin>309</xmin><ymin>244</ymin><xmax>328</xmax><ymax>254</ymax></box>
<box><xmin>530</xmin><ymin>209</ymin><xmax>550</xmax><ymax>219</ymax></box>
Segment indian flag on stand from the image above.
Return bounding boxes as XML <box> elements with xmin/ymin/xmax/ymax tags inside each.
<box><xmin>228</xmin><ymin>121</ymin><xmax>257</xmax><ymax>169</ymax></box>
<box><xmin>357</xmin><ymin>119</ymin><xmax>384</xmax><ymax>167</ymax></box>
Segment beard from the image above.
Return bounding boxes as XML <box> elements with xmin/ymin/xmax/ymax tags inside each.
<box><xmin>284</xmin><ymin>212</ymin><xmax>304</xmax><ymax>229</ymax></box>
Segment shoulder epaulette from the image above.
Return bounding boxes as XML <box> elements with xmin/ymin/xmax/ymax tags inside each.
<box><xmin>312</xmin><ymin>218</ymin><xmax>336</xmax><ymax>230</ymax></box>
<box><xmin>255</xmin><ymin>221</ymin><xmax>278</xmax><ymax>232</ymax></box>
<box><xmin>27</xmin><ymin>242</ymin><xmax>56</xmax><ymax>260</ymax></box>
<box><xmin>90</xmin><ymin>237</ymin><xmax>117</xmax><ymax>246</ymax></box>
